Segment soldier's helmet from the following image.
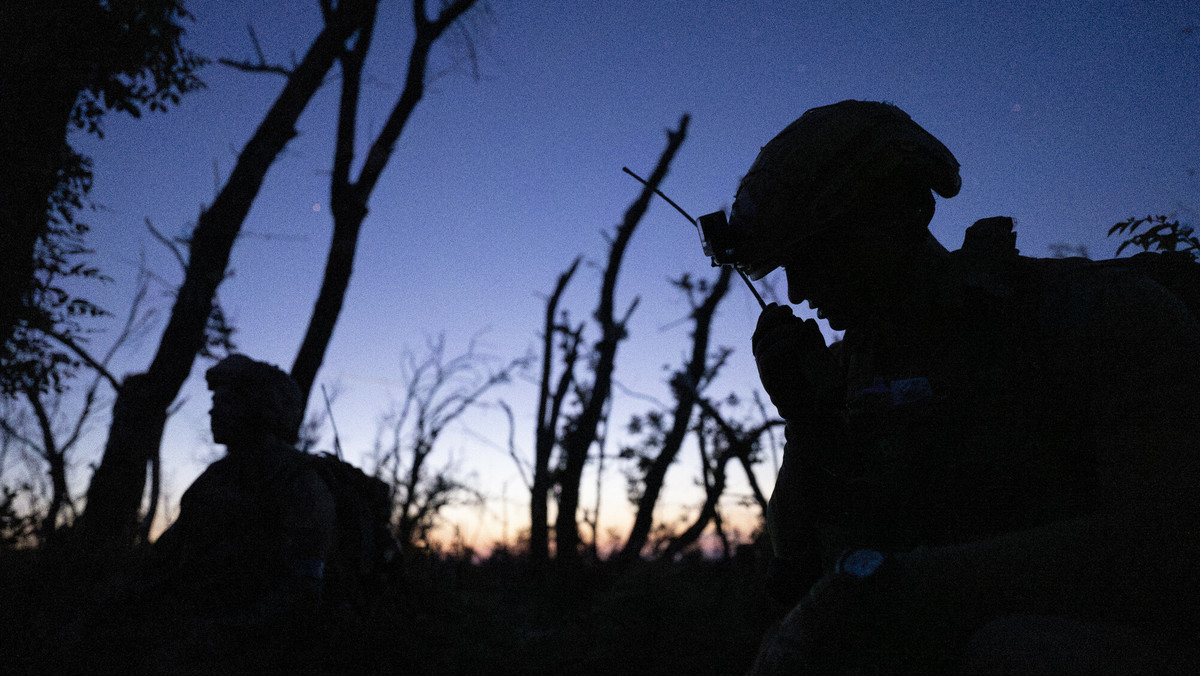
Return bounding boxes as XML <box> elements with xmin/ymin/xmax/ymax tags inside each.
<box><xmin>205</xmin><ymin>355</ymin><xmax>304</xmax><ymax>444</ymax></box>
<box><xmin>730</xmin><ymin>100</ymin><xmax>961</xmax><ymax>280</ymax></box>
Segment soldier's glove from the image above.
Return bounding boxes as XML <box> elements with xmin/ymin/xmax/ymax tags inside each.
<box><xmin>752</xmin><ymin>304</ymin><xmax>841</xmax><ymax>421</ymax></box>
<box><xmin>766</xmin><ymin>545</ymin><xmax>825</xmax><ymax>608</ymax></box>
<box><xmin>756</xmin><ymin>551</ymin><xmax>955</xmax><ymax>674</ymax></box>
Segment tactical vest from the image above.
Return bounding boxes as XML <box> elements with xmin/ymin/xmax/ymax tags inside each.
<box><xmin>169</xmin><ymin>451</ymin><xmax>297</xmax><ymax>614</ymax></box>
<box><xmin>808</xmin><ymin>218</ymin><xmax>1107</xmax><ymax>554</ymax></box>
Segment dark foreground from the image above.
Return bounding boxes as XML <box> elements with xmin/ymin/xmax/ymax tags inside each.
<box><xmin>1</xmin><ymin>544</ymin><xmax>778</xmax><ymax>675</ymax></box>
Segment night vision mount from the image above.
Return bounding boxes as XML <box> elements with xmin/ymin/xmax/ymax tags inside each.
<box><xmin>622</xmin><ymin>167</ymin><xmax>766</xmax><ymax>309</ymax></box>
<box><xmin>696</xmin><ymin>209</ymin><xmax>741</xmax><ymax>269</ymax></box>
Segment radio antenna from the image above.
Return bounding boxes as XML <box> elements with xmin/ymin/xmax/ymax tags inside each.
<box><xmin>321</xmin><ymin>384</ymin><xmax>344</xmax><ymax>460</ymax></box>
<box><xmin>622</xmin><ymin>166</ymin><xmax>766</xmax><ymax>308</ymax></box>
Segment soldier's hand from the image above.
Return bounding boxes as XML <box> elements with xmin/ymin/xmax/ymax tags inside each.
<box><xmin>753</xmin><ymin>561</ymin><xmax>954</xmax><ymax>675</ymax></box>
<box><xmin>752</xmin><ymin>304</ymin><xmax>841</xmax><ymax>420</ymax></box>
<box><xmin>754</xmin><ymin>571</ymin><xmax>899</xmax><ymax>675</ymax></box>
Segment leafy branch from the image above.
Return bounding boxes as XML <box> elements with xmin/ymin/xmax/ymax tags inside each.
<box><xmin>1109</xmin><ymin>215</ymin><xmax>1199</xmax><ymax>259</ymax></box>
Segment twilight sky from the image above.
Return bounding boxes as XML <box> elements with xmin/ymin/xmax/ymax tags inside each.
<box><xmin>65</xmin><ymin>0</ymin><xmax>1198</xmax><ymax>548</ymax></box>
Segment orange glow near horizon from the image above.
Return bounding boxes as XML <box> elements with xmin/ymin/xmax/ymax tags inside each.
<box><xmin>427</xmin><ymin>497</ymin><xmax>767</xmax><ymax>561</ymax></box>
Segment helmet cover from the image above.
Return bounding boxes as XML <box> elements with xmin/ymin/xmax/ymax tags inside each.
<box><xmin>206</xmin><ymin>354</ymin><xmax>304</xmax><ymax>444</ymax></box>
<box><xmin>729</xmin><ymin>100</ymin><xmax>961</xmax><ymax>279</ymax></box>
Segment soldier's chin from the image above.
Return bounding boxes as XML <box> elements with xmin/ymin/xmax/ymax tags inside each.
<box><xmin>817</xmin><ymin>308</ymin><xmax>853</xmax><ymax>331</ymax></box>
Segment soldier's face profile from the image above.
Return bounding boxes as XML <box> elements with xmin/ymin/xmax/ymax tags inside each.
<box><xmin>783</xmin><ymin>231</ymin><xmax>869</xmax><ymax>329</ymax></box>
<box><xmin>210</xmin><ymin>385</ymin><xmax>257</xmax><ymax>447</ymax></box>
<box><xmin>783</xmin><ymin>224</ymin><xmax>912</xmax><ymax>330</ymax></box>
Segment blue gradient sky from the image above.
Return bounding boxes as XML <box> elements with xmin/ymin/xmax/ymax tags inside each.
<box><xmin>67</xmin><ymin>0</ymin><xmax>1198</xmax><ymax>547</ymax></box>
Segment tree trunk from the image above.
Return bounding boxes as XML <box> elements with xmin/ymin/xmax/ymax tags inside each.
<box><xmin>618</xmin><ymin>266</ymin><xmax>731</xmax><ymax>563</ymax></box>
<box><xmin>291</xmin><ymin>0</ymin><xmax>478</xmax><ymax>409</ymax></box>
<box><xmin>530</xmin><ymin>257</ymin><xmax>581</xmax><ymax>563</ymax></box>
<box><xmin>0</xmin><ymin>1</ymin><xmax>92</xmax><ymax>347</ymax></box>
<box><xmin>80</xmin><ymin>9</ymin><xmax>372</xmax><ymax>550</ymax></box>
<box><xmin>664</xmin><ymin>442</ymin><xmax>729</xmax><ymax>560</ymax></box>
<box><xmin>554</xmin><ymin>115</ymin><xmax>689</xmax><ymax>563</ymax></box>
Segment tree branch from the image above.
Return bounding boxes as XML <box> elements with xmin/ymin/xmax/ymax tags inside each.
<box><xmin>83</xmin><ymin>3</ymin><xmax>379</xmax><ymax>549</ymax></box>
<box><xmin>42</xmin><ymin>327</ymin><xmax>120</xmax><ymax>392</ymax></box>
<box><xmin>498</xmin><ymin>401</ymin><xmax>531</xmax><ymax>490</ymax></box>
<box><xmin>291</xmin><ymin>0</ymin><xmax>481</xmax><ymax>407</ymax></box>
<box><xmin>356</xmin><ymin>0</ymin><xmax>479</xmax><ymax>196</ymax></box>
<box><xmin>618</xmin><ymin>266</ymin><xmax>731</xmax><ymax>563</ymax></box>
<box><xmin>216</xmin><ymin>25</ymin><xmax>296</xmax><ymax>77</ymax></box>
<box><xmin>556</xmin><ymin>114</ymin><xmax>690</xmax><ymax>561</ymax></box>
<box><xmin>144</xmin><ymin>218</ymin><xmax>189</xmax><ymax>272</ymax></box>
<box><xmin>24</xmin><ymin>387</ymin><xmax>68</xmax><ymax>535</ymax></box>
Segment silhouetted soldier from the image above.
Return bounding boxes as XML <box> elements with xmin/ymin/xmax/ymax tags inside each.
<box><xmin>146</xmin><ymin>354</ymin><xmax>336</xmax><ymax>667</ymax></box>
<box><xmin>719</xmin><ymin>101</ymin><xmax>1200</xmax><ymax>674</ymax></box>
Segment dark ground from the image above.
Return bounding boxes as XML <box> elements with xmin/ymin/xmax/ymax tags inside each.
<box><xmin>1</xmin><ymin>543</ymin><xmax>781</xmax><ymax>675</ymax></box>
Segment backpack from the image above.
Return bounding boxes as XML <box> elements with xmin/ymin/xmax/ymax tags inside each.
<box><xmin>304</xmin><ymin>452</ymin><xmax>398</xmax><ymax>614</ymax></box>
<box><xmin>960</xmin><ymin>216</ymin><xmax>1200</xmax><ymax>322</ymax></box>
<box><xmin>1107</xmin><ymin>249</ymin><xmax>1200</xmax><ymax>321</ymax></box>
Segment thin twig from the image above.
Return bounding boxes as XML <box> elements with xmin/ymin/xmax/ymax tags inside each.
<box><xmin>322</xmin><ymin>384</ymin><xmax>343</xmax><ymax>460</ymax></box>
<box><xmin>42</xmin><ymin>329</ymin><xmax>121</xmax><ymax>391</ymax></box>
<box><xmin>217</xmin><ymin>57</ymin><xmax>294</xmax><ymax>77</ymax></box>
<box><xmin>145</xmin><ymin>218</ymin><xmax>188</xmax><ymax>272</ymax></box>
<box><xmin>215</xmin><ymin>24</ymin><xmax>296</xmax><ymax>77</ymax></box>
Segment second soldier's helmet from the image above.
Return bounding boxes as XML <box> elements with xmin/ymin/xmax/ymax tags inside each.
<box><xmin>727</xmin><ymin>100</ymin><xmax>961</xmax><ymax>280</ymax></box>
<box><xmin>206</xmin><ymin>354</ymin><xmax>304</xmax><ymax>444</ymax></box>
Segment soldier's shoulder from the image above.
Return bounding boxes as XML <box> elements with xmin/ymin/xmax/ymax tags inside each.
<box><xmin>269</xmin><ymin>445</ymin><xmax>320</xmax><ymax>480</ymax></box>
<box><xmin>273</xmin><ymin>448</ymin><xmax>337</xmax><ymax>501</ymax></box>
<box><xmin>1026</xmin><ymin>253</ymin><xmax>1200</xmax><ymax>344</ymax></box>
<box><xmin>179</xmin><ymin>456</ymin><xmax>235</xmax><ymax>500</ymax></box>
<box><xmin>947</xmin><ymin>216</ymin><xmax>1193</xmax><ymax>321</ymax></box>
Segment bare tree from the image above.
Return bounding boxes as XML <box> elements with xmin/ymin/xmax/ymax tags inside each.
<box><xmin>291</xmin><ymin>0</ymin><xmax>484</xmax><ymax>408</ymax></box>
<box><xmin>80</xmin><ymin>1</ymin><xmax>381</xmax><ymax>550</ymax></box>
<box><xmin>529</xmin><ymin>257</ymin><xmax>583</xmax><ymax>563</ymax></box>
<box><xmin>11</xmin><ymin>390</ymin><xmax>76</xmax><ymax>539</ymax></box>
<box><xmin>663</xmin><ymin>410</ymin><xmax>730</xmax><ymax>560</ymax></box>
<box><xmin>532</xmin><ymin>115</ymin><xmax>690</xmax><ymax>564</ymax></box>
<box><xmin>662</xmin><ymin>396</ymin><xmax>779</xmax><ymax>560</ymax></box>
<box><xmin>0</xmin><ymin>269</ymin><xmax>152</xmax><ymax>543</ymax></box>
<box><xmin>695</xmin><ymin>395</ymin><xmax>773</xmax><ymax>515</ymax></box>
<box><xmin>371</xmin><ymin>335</ymin><xmax>525</xmax><ymax>554</ymax></box>
<box><xmin>615</xmin><ymin>266</ymin><xmax>732</xmax><ymax>564</ymax></box>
